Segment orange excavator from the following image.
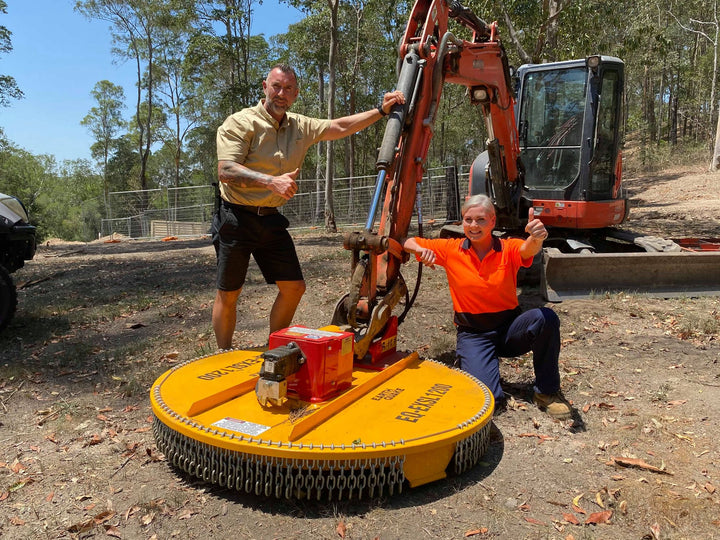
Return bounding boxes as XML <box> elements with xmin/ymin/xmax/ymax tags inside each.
<box><xmin>331</xmin><ymin>0</ymin><xmax>718</xmax><ymax>361</ymax></box>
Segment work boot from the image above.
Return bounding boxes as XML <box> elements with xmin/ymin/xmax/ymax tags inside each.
<box><xmin>493</xmin><ymin>398</ymin><xmax>507</xmax><ymax>417</ymax></box>
<box><xmin>533</xmin><ymin>392</ymin><xmax>571</xmax><ymax>420</ymax></box>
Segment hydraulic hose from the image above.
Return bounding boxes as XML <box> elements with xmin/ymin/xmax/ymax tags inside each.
<box><xmin>425</xmin><ymin>32</ymin><xmax>463</xmax><ymax>129</ymax></box>
<box><xmin>366</xmin><ymin>49</ymin><xmax>423</xmax><ymax>232</ymax></box>
<box><xmin>398</xmin><ymin>189</ymin><xmax>425</xmax><ymax>325</ymax></box>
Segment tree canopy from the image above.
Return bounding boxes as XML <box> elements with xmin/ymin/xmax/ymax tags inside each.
<box><xmin>0</xmin><ymin>0</ymin><xmax>23</xmax><ymax>107</ymax></box>
<box><xmin>0</xmin><ymin>0</ymin><xmax>718</xmax><ymax>240</ymax></box>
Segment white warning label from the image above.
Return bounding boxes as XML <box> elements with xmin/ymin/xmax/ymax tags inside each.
<box><xmin>211</xmin><ymin>417</ymin><xmax>270</xmax><ymax>436</ymax></box>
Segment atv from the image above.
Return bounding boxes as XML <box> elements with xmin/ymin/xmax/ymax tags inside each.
<box><xmin>0</xmin><ymin>193</ymin><xmax>36</xmax><ymax>333</ymax></box>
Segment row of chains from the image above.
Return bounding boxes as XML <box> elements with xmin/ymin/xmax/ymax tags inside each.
<box><xmin>153</xmin><ymin>419</ymin><xmax>407</xmax><ymax>500</ymax></box>
<box><xmin>453</xmin><ymin>423</ymin><xmax>491</xmax><ymax>475</ymax></box>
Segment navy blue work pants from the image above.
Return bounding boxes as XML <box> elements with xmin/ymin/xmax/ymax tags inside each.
<box><xmin>455</xmin><ymin>307</ymin><xmax>561</xmax><ymax>400</ymax></box>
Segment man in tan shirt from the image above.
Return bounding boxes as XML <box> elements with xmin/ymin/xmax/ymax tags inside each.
<box><xmin>213</xmin><ymin>64</ymin><xmax>404</xmax><ymax>349</ymax></box>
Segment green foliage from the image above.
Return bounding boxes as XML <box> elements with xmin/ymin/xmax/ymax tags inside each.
<box><xmin>37</xmin><ymin>160</ymin><xmax>104</xmax><ymax>242</ymax></box>
<box><xmin>2</xmin><ymin>0</ymin><xmax>719</xmax><ymax>240</ymax></box>
<box><xmin>0</xmin><ymin>132</ymin><xmax>50</xmax><ymax>215</ymax></box>
<box><xmin>81</xmin><ymin>80</ymin><xmax>127</xmax><ymax>192</ymax></box>
<box><xmin>0</xmin><ymin>133</ymin><xmax>104</xmax><ymax>242</ymax></box>
<box><xmin>0</xmin><ymin>0</ymin><xmax>23</xmax><ymax>106</ymax></box>
<box><xmin>106</xmin><ymin>135</ymin><xmax>140</xmax><ymax>194</ymax></box>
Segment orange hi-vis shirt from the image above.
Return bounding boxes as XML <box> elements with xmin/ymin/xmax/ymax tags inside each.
<box><xmin>413</xmin><ymin>236</ymin><xmax>533</xmax><ymax>331</ymax></box>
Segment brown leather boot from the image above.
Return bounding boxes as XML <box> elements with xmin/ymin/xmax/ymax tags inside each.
<box><xmin>533</xmin><ymin>392</ymin><xmax>571</xmax><ymax>420</ymax></box>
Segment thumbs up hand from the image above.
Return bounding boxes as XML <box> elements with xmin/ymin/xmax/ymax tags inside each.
<box><xmin>525</xmin><ymin>208</ymin><xmax>549</xmax><ymax>241</ymax></box>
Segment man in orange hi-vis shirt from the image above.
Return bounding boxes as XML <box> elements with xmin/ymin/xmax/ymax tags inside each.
<box><xmin>403</xmin><ymin>194</ymin><xmax>571</xmax><ymax>419</ymax></box>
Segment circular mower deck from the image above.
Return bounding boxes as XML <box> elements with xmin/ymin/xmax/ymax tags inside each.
<box><xmin>151</xmin><ymin>347</ymin><xmax>493</xmax><ymax>500</ymax></box>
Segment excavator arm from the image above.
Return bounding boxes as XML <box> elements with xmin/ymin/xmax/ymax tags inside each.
<box><xmin>332</xmin><ymin>0</ymin><xmax>521</xmax><ymax>360</ymax></box>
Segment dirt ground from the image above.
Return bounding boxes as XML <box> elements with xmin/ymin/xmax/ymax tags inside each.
<box><xmin>1</xmin><ymin>164</ymin><xmax>719</xmax><ymax>540</ymax></box>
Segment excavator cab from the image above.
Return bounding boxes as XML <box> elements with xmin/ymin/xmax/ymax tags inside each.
<box><xmin>517</xmin><ymin>56</ymin><xmax>623</xmax><ymax>205</ymax></box>
<box><xmin>516</xmin><ymin>55</ymin><xmax>626</xmax><ymax>228</ymax></box>
<box><xmin>471</xmin><ymin>55</ymin><xmax>627</xmax><ymax>230</ymax></box>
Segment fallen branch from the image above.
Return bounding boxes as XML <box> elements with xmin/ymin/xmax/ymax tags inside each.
<box><xmin>0</xmin><ymin>381</ymin><xmax>25</xmax><ymax>413</ymax></box>
<box><xmin>46</xmin><ymin>249</ymin><xmax>86</xmax><ymax>258</ymax></box>
<box><xmin>17</xmin><ymin>276</ymin><xmax>54</xmax><ymax>290</ymax></box>
<box><xmin>110</xmin><ymin>456</ymin><xmax>133</xmax><ymax>478</ymax></box>
<box><xmin>609</xmin><ymin>456</ymin><xmax>673</xmax><ymax>475</ymax></box>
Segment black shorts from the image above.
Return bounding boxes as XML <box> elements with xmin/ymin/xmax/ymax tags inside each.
<box><xmin>212</xmin><ymin>204</ymin><xmax>303</xmax><ymax>291</ymax></box>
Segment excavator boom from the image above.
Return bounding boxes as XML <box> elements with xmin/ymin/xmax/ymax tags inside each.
<box><xmin>334</xmin><ymin>0</ymin><xmax>524</xmax><ymax>361</ymax></box>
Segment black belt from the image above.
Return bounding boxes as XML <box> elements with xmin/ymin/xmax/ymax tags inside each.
<box><xmin>222</xmin><ymin>200</ymin><xmax>279</xmax><ymax>216</ymax></box>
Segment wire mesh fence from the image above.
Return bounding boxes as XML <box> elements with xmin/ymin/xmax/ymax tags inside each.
<box><xmin>100</xmin><ymin>165</ymin><xmax>470</xmax><ymax>239</ymax></box>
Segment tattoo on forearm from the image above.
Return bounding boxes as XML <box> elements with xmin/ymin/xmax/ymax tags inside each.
<box><xmin>221</xmin><ymin>164</ymin><xmax>270</xmax><ymax>188</ymax></box>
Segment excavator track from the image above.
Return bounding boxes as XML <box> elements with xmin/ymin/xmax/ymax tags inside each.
<box><xmin>542</xmin><ymin>249</ymin><xmax>720</xmax><ymax>301</ymax></box>
<box><xmin>151</xmin><ymin>347</ymin><xmax>493</xmax><ymax>500</ymax></box>
<box><xmin>540</xmin><ymin>236</ymin><xmax>720</xmax><ymax>301</ymax></box>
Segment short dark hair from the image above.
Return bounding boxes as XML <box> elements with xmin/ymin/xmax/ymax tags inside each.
<box><xmin>268</xmin><ymin>64</ymin><xmax>298</xmax><ymax>82</ymax></box>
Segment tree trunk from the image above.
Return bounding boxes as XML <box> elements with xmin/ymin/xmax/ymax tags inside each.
<box><xmin>497</xmin><ymin>0</ymin><xmax>532</xmax><ymax>64</ymax></box>
<box><xmin>670</xmin><ymin>95</ymin><xmax>679</xmax><ymax>146</ymax></box>
<box><xmin>315</xmin><ymin>65</ymin><xmax>325</xmax><ymax>223</ymax></box>
<box><xmin>642</xmin><ymin>66</ymin><xmax>657</xmax><ymax>144</ymax></box>
<box><xmin>711</xmin><ymin>101</ymin><xmax>720</xmax><ymax>171</ymax></box>
<box><xmin>324</xmin><ymin>0</ymin><xmax>339</xmax><ymax>233</ymax></box>
<box><xmin>711</xmin><ymin>7</ymin><xmax>719</xmax><ymax>126</ymax></box>
<box><xmin>347</xmin><ymin>2</ymin><xmax>363</xmax><ymax>217</ymax></box>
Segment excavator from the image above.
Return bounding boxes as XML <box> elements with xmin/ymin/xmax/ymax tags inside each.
<box><xmin>331</xmin><ymin>0</ymin><xmax>719</xmax><ymax>349</ymax></box>
<box><xmin>330</xmin><ymin>0</ymin><xmax>631</xmax><ymax>359</ymax></box>
<box><xmin>151</xmin><ymin>0</ymin><xmax>719</xmax><ymax>500</ymax></box>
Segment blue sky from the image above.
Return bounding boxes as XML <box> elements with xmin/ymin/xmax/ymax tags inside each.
<box><xmin>0</xmin><ymin>0</ymin><xmax>303</xmax><ymax>163</ymax></box>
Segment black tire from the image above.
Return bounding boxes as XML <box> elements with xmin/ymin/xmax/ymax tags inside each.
<box><xmin>0</xmin><ymin>264</ymin><xmax>17</xmax><ymax>334</ymax></box>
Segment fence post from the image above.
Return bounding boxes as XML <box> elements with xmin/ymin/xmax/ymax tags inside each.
<box><xmin>425</xmin><ymin>168</ymin><xmax>434</xmax><ymax>219</ymax></box>
<box><xmin>445</xmin><ymin>165</ymin><xmax>460</xmax><ymax>223</ymax></box>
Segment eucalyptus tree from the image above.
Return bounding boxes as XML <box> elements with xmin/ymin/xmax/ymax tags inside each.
<box><xmin>492</xmin><ymin>0</ymin><xmax>572</xmax><ymax>63</ymax></box>
<box><xmin>183</xmin><ymin>2</ymin><xmax>270</xmax><ymax>184</ymax></box>
<box><xmin>154</xmin><ymin>8</ymin><xmax>196</xmax><ymax>192</ymax></box>
<box><xmin>322</xmin><ymin>0</ymin><xmax>408</xmax><ymax>229</ymax></box>
<box><xmin>281</xmin><ymin>0</ymin><xmax>409</xmax><ymax>230</ymax></box>
<box><xmin>608</xmin><ymin>0</ymin><xmax>708</xmax><ymax>163</ymax></box>
<box><xmin>670</xmin><ymin>1</ymin><xmax>718</xmax><ymax>120</ymax></box>
<box><xmin>126</xmin><ymin>99</ymin><xmax>170</xmax><ymax>189</ymax></box>
<box><xmin>192</xmin><ymin>0</ymin><xmax>266</xmax><ymax>116</ymax></box>
<box><xmin>336</xmin><ymin>0</ymin><xmax>409</xmax><ymax>172</ymax></box>
<box><xmin>75</xmin><ymin>0</ymin><xmax>175</xmax><ymax>201</ymax></box>
<box><xmin>325</xmin><ymin>0</ymin><xmax>341</xmax><ymax>230</ymax></box>
<box><xmin>668</xmin><ymin>0</ymin><xmax>720</xmax><ymax>168</ymax></box>
<box><xmin>275</xmin><ymin>0</ymin><xmax>342</xmax><ymax>230</ymax></box>
<box><xmin>182</xmin><ymin>31</ymin><xmax>270</xmax><ymax>182</ymax></box>
<box><xmin>0</xmin><ymin>0</ymin><xmax>22</xmax><ymax>107</ymax></box>
<box><xmin>282</xmin><ymin>0</ymin><xmax>365</xmax><ymax>230</ymax></box>
<box><xmin>81</xmin><ymin>80</ymin><xmax>126</xmax><ymax>203</ymax></box>
<box><xmin>275</xmin><ymin>14</ymin><xmax>331</xmax><ymax>219</ymax></box>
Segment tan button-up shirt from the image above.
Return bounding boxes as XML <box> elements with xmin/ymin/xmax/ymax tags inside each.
<box><xmin>216</xmin><ymin>101</ymin><xmax>331</xmax><ymax>207</ymax></box>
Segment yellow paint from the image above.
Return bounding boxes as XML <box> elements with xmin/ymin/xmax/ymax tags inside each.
<box><xmin>151</xmin><ymin>340</ymin><xmax>494</xmax><ymax>488</ymax></box>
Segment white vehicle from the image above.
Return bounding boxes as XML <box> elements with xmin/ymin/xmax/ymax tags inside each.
<box><xmin>0</xmin><ymin>192</ymin><xmax>36</xmax><ymax>332</ymax></box>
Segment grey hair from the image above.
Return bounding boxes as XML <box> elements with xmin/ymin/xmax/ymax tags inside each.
<box><xmin>461</xmin><ymin>194</ymin><xmax>496</xmax><ymax>216</ymax></box>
